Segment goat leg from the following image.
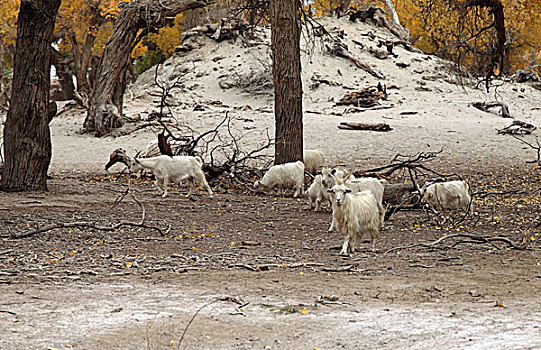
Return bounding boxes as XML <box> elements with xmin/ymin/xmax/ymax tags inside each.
<box><xmin>162</xmin><ymin>176</ymin><xmax>169</xmax><ymax>197</ymax></box>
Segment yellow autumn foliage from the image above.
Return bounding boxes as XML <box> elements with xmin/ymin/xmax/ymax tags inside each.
<box><xmin>395</xmin><ymin>0</ymin><xmax>541</xmax><ymax>73</ymax></box>
<box><xmin>0</xmin><ymin>1</ymin><xmax>19</xmax><ymax>68</ymax></box>
<box><xmin>310</xmin><ymin>0</ymin><xmax>541</xmax><ymax>73</ymax></box>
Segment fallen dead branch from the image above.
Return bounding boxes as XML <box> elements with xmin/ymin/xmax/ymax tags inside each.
<box><xmin>13</xmin><ymin>184</ymin><xmax>168</xmax><ymax>239</ymax></box>
<box><xmin>385</xmin><ymin>233</ymin><xmax>520</xmax><ymax>254</ymax></box>
<box><xmin>176</xmin><ymin>299</ymin><xmax>219</xmax><ymax>350</ymax></box>
<box><xmin>338</xmin><ymin>122</ymin><xmax>392</xmax><ymax>132</ymax></box>
<box><xmin>498</xmin><ymin>120</ymin><xmax>536</xmax><ymax>135</ymax></box>
<box><xmin>358</xmin><ymin>148</ymin><xmax>453</xmax><ymax>179</ymax></box>
<box><xmin>316</xmin><ymin>295</ymin><xmax>352</xmax><ymax>306</ymax></box>
<box><xmin>471</xmin><ymin>101</ymin><xmax>511</xmax><ymax>118</ymax></box>
<box><xmin>325</xmin><ymin>35</ymin><xmax>385</xmax><ymax>79</ymax></box>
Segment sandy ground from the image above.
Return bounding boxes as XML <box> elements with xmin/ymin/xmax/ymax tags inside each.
<box><xmin>1</xmin><ymin>16</ymin><xmax>541</xmax><ymax>350</ymax></box>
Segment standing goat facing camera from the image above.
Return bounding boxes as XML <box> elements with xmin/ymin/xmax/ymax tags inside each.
<box><xmin>322</xmin><ymin>168</ymin><xmax>386</xmax><ymax>229</ymax></box>
<box><xmin>327</xmin><ymin>180</ymin><xmax>380</xmax><ymax>255</ymax></box>
<box><xmin>127</xmin><ymin>152</ymin><xmax>213</xmax><ymax>198</ymax></box>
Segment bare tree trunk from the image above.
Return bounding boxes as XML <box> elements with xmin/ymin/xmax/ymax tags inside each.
<box><xmin>51</xmin><ymin>47</ymin><xmax>75</xmax><ymax>101</ymax></box>
<box><xmin>380</xmin><ymin>0</ymin><xmax>409</xmax><ymax>41</ymax></box>
<box><xmin>84</xmin><ymin>0</ymin><xmax>213</xmax><ymax>137</ymax></box>
<box><xmin>184</xmin><ymin>9</ymin><xmax>204</xmax><ymax>30</ymax></box>
<box><xmin>1</xmin><ymin>0</ymin><xmax>60</xmax><ymax>192</ymax></box>
<box><xmin>70</xmin><ymin>33</ymin><xmax>95</xmax><ymax>96</ymax></box>
<box><xmin>464</xmin><ymin>0</ymin><xmax>507</xmax><ymax>76</ymax></box>
<box><xmin>271</xmin><ymin>0</ymin><xmax>303</xmax><ymax>164</ymax></box>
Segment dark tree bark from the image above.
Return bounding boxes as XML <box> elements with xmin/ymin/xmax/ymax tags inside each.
<box><xmin>271</xmin><ymin>0</ymin><xmax>303</xmax><ymax>164</ymax></box>
<box><xmin>464</xmin><ymin>0</ymin><xmax>507</xmax><ymax>77</ymax></box>
<box><xmin>84</xmin><ymin>0</ymin><xmax>213</xmax><ymax>137</ymax></box>
<box><xmin>0</xmin><ymin>0</ymin><xmax>61</xmax><ymax>192</ymax></box>
<box><xmin>51</xmin><ymin>47</ymin><xmax>75</xmax><ymax>101</ymax></box>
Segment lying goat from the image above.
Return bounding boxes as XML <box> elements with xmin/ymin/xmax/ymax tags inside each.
<box><xmin>328</xmin><ymin>179</ymin><xmax>380</xmax><ymax>255</ymax></box>
<box><xmin>254</xmin><ymin>161</ymin><xmax>305</xmax><ymax>197</ymax></box>
<box><xmin>421</xmin><ymin>180</ymin><xmax>472</xmax><ymax>215</ymax></box>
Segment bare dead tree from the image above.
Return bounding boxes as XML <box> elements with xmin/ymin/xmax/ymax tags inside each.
<box><xmin>415</xmin><ymin>0</ymin><xmax>507</xmax><ymax>91</ymax></box>
<box><xmin>115</xmin><ymin>62</ymin><xmax>275</xmax><ymax>185</ymax></box>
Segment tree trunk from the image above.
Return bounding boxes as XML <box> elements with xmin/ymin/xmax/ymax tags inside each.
<box><xmin>70</xmin><ymin>33</ymin><xmax>95</xmax><ymax>96</ymax></box>
<box><xmin>51</xmin><ymin>47</ymin><xmax>75</xmax><ymax>101</ymax></box>
<box><xmin>0</xmin><ymin>0</ymin><xmax>60</xmax><ymax>192</ymax></box>
<box><xmin>464</xmin><ymin>0</ymin><xmax>507</xmax><ymax>76</ymax></box>
<box><xmin>84</xmin><ymin>0</ymin><xmax>213</xmax><ymax>137</ymax></box>
<box><xmin>271</xmin><ymin>0</ymin><xmax>303</xmax><ymax>164</ymax></box>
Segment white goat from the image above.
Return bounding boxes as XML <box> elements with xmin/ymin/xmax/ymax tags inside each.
<box><xmin>327</xmin><ymin>182</ymin><xmax>380</xmax><ymax>255</ymax></box>
<box><xmin>421</xmin><ymin>180</ymin><xmax>473</xmax><ymax>215</ymax></box>
<box><xmin>254</xmin><ymin>161</ymin><xmax>305</xmax><ymax>197</ymax></box>
<box><xmin>323</xmin><ymin>168</ymin><xmax>386</xmax><ymax>229</ymax></box>
<box><xmin>306</xmin><ymin>174</ymin><xmax>331</xmax><ymax>211</ymax></box>
<box><xmin>129</xmin><ymin>155</ymin><xmax>213</xmax><ymax>198</ymax></box>
<box><xmin>321</xmin><ymin>167</ymin><xmax>354</xmax><ymax>187</ymax></box>
<box><xmin>303</xmin><ymin>149</ymin><xmax>325</xmax><ymax>175</ymax></box>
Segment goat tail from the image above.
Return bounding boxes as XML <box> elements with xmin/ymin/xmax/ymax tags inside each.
<box><xmin>194</xmin><ymin>156</ymin><xmax>204</xmax><ymax>165</ymax></box>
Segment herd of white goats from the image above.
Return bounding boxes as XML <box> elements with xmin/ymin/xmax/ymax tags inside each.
<box><xmin>107</xmin><ymin>146</ymin><xmax>472</xmax><ymax>255</ymax></box>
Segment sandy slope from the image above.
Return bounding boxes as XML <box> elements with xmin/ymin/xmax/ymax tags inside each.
<box><xmin>42</xmin><ymin>16</ymin><xmax>541</xmax><ymax>176</ymax></box>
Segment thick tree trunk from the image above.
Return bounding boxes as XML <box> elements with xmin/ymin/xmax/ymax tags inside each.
<box><xmin>1</xmin><ymin>0</ymin><xmax>60</xmax><ymax>192</ymax></box>
<box><xmin>84</xmin><ymin>0</ymin><xmax>213</xmax><ymax>137</ymax></box>
<box><xmin>271</xmin><ymin>0</ymin><xmax>303</xmax><ymax>164</ymax></box>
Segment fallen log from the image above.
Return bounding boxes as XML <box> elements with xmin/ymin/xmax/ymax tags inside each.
<box><xmin>471</xmin><ymin>101</ymin><xmax>511</xmax><ymax>118</ymax></box>
<box><xmin>497</xmin><ymin>120</ymin><xmax>536</xmax><ymax>135</ymax></box>
<box><xmin>338</xmin><ymin>122</ymin><xmax>392</xmax><ymax>132</ymax></box>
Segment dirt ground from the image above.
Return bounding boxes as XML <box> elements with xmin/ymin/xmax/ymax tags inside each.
<box><xmin>1</xmin><ymin>168</ymin><xmax>540</xmax><ymax>349</ymax></box>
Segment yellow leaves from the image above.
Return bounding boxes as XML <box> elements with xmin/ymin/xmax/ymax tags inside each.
<box><xmin>168</xmin><ymin>340</ymin><xmax>175</xmax><ymax>347</ymax></box>
<box><xmin>300</xmin><ymin>307</ymin><xmax>308</xmax><ymax>315</ymax></box>
<box><xmin>125</xmin><ymin>262</ymin><xmax>133</xmax><ymax>268</ymax></box>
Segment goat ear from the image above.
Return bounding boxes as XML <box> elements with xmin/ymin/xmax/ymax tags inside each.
<box><xmin>345</xmin><ymin>189</ymin><xmax>352</xmax><ymax>193</ymax></box>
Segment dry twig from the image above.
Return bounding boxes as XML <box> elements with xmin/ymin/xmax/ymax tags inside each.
<box><xmin>386</xmin><ymin>233</ymin><xmax>519</xmax><ymax>254</ymax></box>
